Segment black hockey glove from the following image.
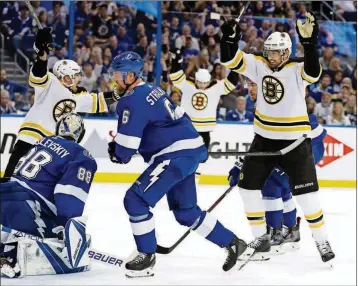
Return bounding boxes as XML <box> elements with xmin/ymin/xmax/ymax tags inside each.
<box><xmin>108</xmin><ymin>141</ymin><xmax>131</xmax><ymax>164</ymax></box>
<box><xmin>170</xmin><ymin>48</ymin><xmax>183</xmax><ymax>65</ymax></box>
<box><xmin>296</xmin><ymin>11</ymin><xmax>319</xmax><ymax>47</ymax></box>
<box><xmin>33</xmin><ymin>28</ymin><xmax>53</xmax><ymax>56</ymax></box>
<box><xmin>220</xmin><ymin>19</ymin><xmax>242</xmax><ymax>45</ymax></box>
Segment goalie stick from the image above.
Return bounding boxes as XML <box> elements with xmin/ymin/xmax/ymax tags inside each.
<box><xmin>155</xmin><ymin>134</ymin><xmax>307</xmax><ymax>255</ymax></box>
<box><xmin>1</xmin><ymin>224</ymin><xmax>127</xmax><ymax>270</ymax></box>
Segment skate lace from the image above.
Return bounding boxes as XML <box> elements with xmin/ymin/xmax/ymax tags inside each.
<box><xmin>132</xmin><ymin>253</ymin><xmax>147</xmax><ymax>264</ymax></box>
<box><xmin>316</xmin><ymin>241</ymin><xmax>331</xmax><ymax>255</ymax></box>
<box><xmin>224</xmin><ymin>244</ymin><xmax>236</xmax><ymax>264</ymax></box>
<box><xmin>248</xmin><ymin>237</ymin><xmax>263</xmax><ymax>249</ymax></box>
<box><xmin>282</xmin><ymin>227</ymin><xmax>290</xmax><ymax>239</ymax></box>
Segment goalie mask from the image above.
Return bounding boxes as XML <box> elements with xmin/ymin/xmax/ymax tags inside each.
<box><xmin>263</xmin><ymin>32</ymin><xmax>292</xmax><ymax>68</ymax></box>
<box><xmin>53</xmin><ymin>60</ymin><xmax>83</xmax><ymax>87</ymax></box>
<box><xmin>195</xmin><ymin>69</ymin><xmax>211</xmax><ymax>90</ymax></box>
<box><xmin>55</xmin><ymin>113</ymin><xmax>86</xmax><ymax>143</ymax></box>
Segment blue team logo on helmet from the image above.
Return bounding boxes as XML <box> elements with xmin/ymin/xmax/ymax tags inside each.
<box><xmin>109</xmin><ymin>51</ymin><xmax>144</xmax><ymax>80</ymax></box>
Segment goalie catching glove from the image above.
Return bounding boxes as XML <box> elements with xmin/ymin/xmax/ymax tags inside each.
<box><xmin>296</xmin><ymin>11</ymin><xmax>319</xmax><ymax>46</ymax></box>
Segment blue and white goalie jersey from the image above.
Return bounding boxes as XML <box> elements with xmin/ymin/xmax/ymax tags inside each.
<box><xmin>113</xmin><ymin>82</ymin><xmax>207</xmax><ymax>164</ymax></box>
<box><xmin>11</xmin><ymin>136</ymin><xmax>97</xmax><ymax>226</ymax></box>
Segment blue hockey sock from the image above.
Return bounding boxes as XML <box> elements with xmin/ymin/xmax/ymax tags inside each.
<box><xmin>193</xmin><ymin>212</ymin><xmax>234</xmax><ymax>247</ymax></box>
<box><xmin>265</xmin><ymin>210</ymin><xmax>283</xmax><ymax>229</ymax></box>
<box><xmin>283</xmin><ymin>197</ymin><xmax>297</xmax><ymax>228</ymax></box>
<box><xmin>129</xmin><ymin>212</ymin><xmax>157</xmax><ymax>254</ymax></box>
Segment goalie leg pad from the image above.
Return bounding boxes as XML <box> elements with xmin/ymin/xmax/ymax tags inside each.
<box><xmin>64</xmin><ymin>216</ymin><xmax>91</xmax><ymax>269</ymax></box>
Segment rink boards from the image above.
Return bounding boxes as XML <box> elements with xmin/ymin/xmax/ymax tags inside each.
<box><xmin>1</xmin><ymin>116</ymin><xmax>356</xmax><ymax>188</ymax></box>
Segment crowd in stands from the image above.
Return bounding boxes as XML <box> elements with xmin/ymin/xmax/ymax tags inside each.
<box><xmin>0</xmin><ymin>1</ymin><xmax>356</xmax><ymax>126</ymax></box>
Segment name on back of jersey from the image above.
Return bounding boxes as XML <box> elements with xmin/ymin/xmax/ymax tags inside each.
<box><xmin>146</xmin><ymin>87</ymin><xmax>166</xmax><ymax>105</ymax></box>
<box><xmin>37</xmin><ymin>137</ymin><xmax>70</xmax><ymax>158</ymax></box>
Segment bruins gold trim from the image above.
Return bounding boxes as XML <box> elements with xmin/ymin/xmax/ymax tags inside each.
<box><xmin>309</xmin><ymin>221</ymin><xmax>325</xmax><ymax>228</ymax></box>
<box><xmin>255</xmin><ymin>110</ymin><xmax>309</xmax><ymax>123</ymax></box>
<box><xmin>305</xmin><ymin>209</ymin><xmax>323</xmax><ymax>220</ymax></box>
<box><xmin>301</xmin><ymin>66</ymin><xmax>322</xmax><ymax>83</ymax></box>
<box><xmin>20</xmin><ymin>122</ymin><xmax>53</xmax><ymax>136</ymax></box>
<box><xmin>29</xmin><ymin>73</ymin><xmax>49</xmax><ymax>83</ymax></box>
<box><xmin>224</xmin><ymin>50</ymin><xmax>243</xmax><ymax>69</ymax></box>
<box><xmin>234</xmin><ymin>56</ymin><xmax>247</xmax><ymax>73</ymax></box>
<box><xmin>98</xmin><ymin>93</ymin><xmax>106</xmax><ymax>113</ymax></box>
<box><xmin>254</xmin><ymin>120</ymin><xmax>311</xmax><ymax>132</ymax></box>
<box><xmin>249</xmin><ymin>220</ymin><xmax>266</xmax><ymax>225</ymax></box>
<box><xmin>169</xmin><ymin>70</ymin><xmax>184</xmax><ymax>81</ymax></box>
<box><xmin>91</xmin><ymin>93</ymin><xmax>98</xmax><ymax>113</ymax></box>
<box><xmin>18</xmin><ymin>130</ymin><xmax>42</xmax><ymax>141</ymax></box>
<box><xmin>246</xmin><ymin>211</ymin><xmax>265</xmax><ymax>217</ymax></box>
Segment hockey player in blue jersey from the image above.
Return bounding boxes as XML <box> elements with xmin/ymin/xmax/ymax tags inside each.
<box><xmin>228</xmin><ymin>113</ymin><xmax>326</xmax><ymax>255</ymax></box>
<box><xmin>107</xmin><ymin>51</ymin><xmax>247</xmax><ymax>277</ymax></box>
<box><xmin>0</xmin><ymin>113</ymin><xmax>96</xmax><ymax>278</ymax></box>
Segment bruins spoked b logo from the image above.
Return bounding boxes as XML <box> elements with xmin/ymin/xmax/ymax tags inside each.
<box><xmin>262</xmin><ymin>76</ymin><xmax>284</xmax><ymax>105</ymax></box>
<box><xmin>192</xmin><ymin>92</ymin><xmax>208</xmax><ymax>110</ymax></box>
<box><xmin>53</xmin><ymin>99</ymin><xmax>76</xmax><ymax>121</ymax></box>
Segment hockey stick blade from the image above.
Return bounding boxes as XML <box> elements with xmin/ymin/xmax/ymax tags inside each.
<box><xmin>209</xmin><ymin>134</ymin><xmax>307</xmax><ymax>157</ymax></box>
<box><xmin>156</xmin><ymin>187</ymin><xmax>234</xmax><ymax>254</ymax></box>
<box><xmin>238</xmin><ymin>250</ymin><xmax>257</xmax><ymax>271</ymax></box>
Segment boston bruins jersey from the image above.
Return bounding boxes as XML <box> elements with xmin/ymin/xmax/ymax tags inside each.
<box><xmin>169</xmin><ymin>70</ymin><xmax>235</xmax><ymax>132</ymax></box>
<box><xmin>222</xmin><ymin>50</ymin><xmax>321</xmax><ymax>140</ymax></box>
<box><xmin>18</xmin><ymin>70</ymin><xmax>108</xmax><ymax>145</ymax></box>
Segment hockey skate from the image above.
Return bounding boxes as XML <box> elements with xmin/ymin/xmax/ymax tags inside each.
<box><xmin>268</xmin><ymin>227</ymin><xmax>285</xmax><ymax>255</ymax></box>
<box><xmin>239</xmin><ymin>232</ymin><xmax>271</xmax><ymax>262</ymax></box>
<box><xmin>316</xmin><ymin>240</ymin><xmax>335</xmax><ymax>264</ymax></box>
<box><xmin>125</xmin><ymin>252</ymin><xmax>156</xmax><ymax>278</ymax></box>
<box><xmin>282</xmin><ymin>217</ymin><xmax>301</xmax><ymax>251</ymax></box>
<box><xmin>222</xmin><ymin>236</ymin><xmax>247</xmax><ymax>271</ymax></box>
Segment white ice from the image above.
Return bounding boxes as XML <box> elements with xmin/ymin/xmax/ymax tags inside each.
<box><xmin>2</xmin><ymin>183</ymin><xmax>357</xmax><ymax>285</ymax></box>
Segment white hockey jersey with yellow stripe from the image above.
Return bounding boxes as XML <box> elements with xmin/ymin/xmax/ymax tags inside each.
<box><xmin>19</xmin><ymin>71</ymin><xmax>108</xmax><ymax>144</ymax></box>
<box><xmin>222</xmin><ymin>50</ymin><xmax>322</xmax><ymax>140</ymax></box>
<box><xmin>169</xmin><ymin>70</ymin><xmax>235</xmax><ymax>132</ymax></box>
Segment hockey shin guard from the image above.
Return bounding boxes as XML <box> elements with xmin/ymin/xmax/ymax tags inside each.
<box><xmin>295</xmin><ymin>192</ymin><xmax>327</xmax><ymax>241</ymax></box>
<box><xmin>239</xmin><ymin>188</ymin><xmax>266</xmax><ymax>237</ymax></box>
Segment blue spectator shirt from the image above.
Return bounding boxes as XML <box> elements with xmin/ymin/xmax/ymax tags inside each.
<box><xmin>0</xmin><ymin>80</ymin><xmax>27</xmax><ymax>101</ymax></box>
<box><xmin>226</xmin><ymin>109</ymin><xmax>254</xmax><ymax>123</ymax></box>
<box><xmin>9</xmin><ymin>15</ymin><xmax>32</xmax><ymax>36</ymax></box>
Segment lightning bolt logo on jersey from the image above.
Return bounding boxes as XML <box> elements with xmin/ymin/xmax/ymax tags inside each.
<box><xmin>143</xmin><ymin>160</ymin><xmax>170</xmax><ymax>193</ymax></box>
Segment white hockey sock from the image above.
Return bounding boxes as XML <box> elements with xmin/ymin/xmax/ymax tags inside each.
<box><xmin>295</xmin><ymin>192</ymin><xmax>327</xmax><ymax>242</ymax></box>
<box><xmin>239</xmin><ymin>188</ymin><xmax>266</xmax><ymax>237</ymax></box>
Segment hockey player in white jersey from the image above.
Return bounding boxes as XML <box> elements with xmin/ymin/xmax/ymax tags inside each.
<box><xmin>169</xmin><ymin>48</ymin><xmax>238</xmax><ymax>181</ymax></box>
<box><xmin>2</xmin><ymin>28</ymin><xmax>118</xmax><ymax>182</ymax></box>
<box><xmin>220</xmin><ymin>11</ymin><xmax>335</xmax><ymax>263</ymax></box>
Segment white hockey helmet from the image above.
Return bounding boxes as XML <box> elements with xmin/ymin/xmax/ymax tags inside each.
<box><xmin>263</xmin><ymin>32</ymin><xmax>292</xmax><ymax>58</ymax></box>
<box><xmin>195</xmin><ymin>69</ymin><xmax>211</xmax><ymax>89</ymax></box>
<box><xmin>53</xmin><ymin>60</ymin><xmax>82</xmax><ymax>86</ymax></box>
<box><xmin>55</xmin><ymin>113</ymin><xmax>86</xmax><ymax>143</ymax></box>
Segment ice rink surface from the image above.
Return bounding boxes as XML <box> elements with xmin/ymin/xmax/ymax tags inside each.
<box><xmin>2</xmin><ymin>183</ymin><xmax>357</xmax><ymax>285</ymax></box>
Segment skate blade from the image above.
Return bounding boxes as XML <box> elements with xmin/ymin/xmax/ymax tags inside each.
<box><xmin>283</xmin><ymin>241</ymin><xmax>300</xmax><ymax>251</ymax></box>
<box><xmin>238</xmin><ymin>251</ymin><xmax>270</xmax><ymax>261</ymax></box>
<box><xmin>125</xmin><ymin>269</ymin><xmax>154</xmax><ymax>278</ymax></box>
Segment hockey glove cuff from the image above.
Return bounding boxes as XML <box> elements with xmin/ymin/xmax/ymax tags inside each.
<box><xmin>227</xmin><ymin>157</ymin><xmax>244</xmax><ymax>187</ymax></box>
<box><xmin>296</xmin><ymin>11</ymin><xmax>319</xmax><ymax>47</ymax></box>
<box><xmin>108</xmin><ymin>142</ymin><xmax>131</xmax><ymax>164</ymax></box>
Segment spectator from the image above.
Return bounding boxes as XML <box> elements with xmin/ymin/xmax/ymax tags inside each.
<box><xmin>117</xmin><ymin>6</ymin><xmax>131</xmax><ymax>29</ymax></box>
<box><xmin>117</xmin><ymin>25</ymin><xmax>134</xmax><ymax>52</ymax></box>
<box><xmin>47</xmin><ymin>1</ymin><xmax>66</xmax><ymax>27</ymax></box>
<box><xmin>0</xmin><ymin>68</ymin><xmax>27</xmax><ymax>101</ymax></box>
<box><xmin>198</xmin><ymin>49</ymin><xmax>213</xmax><ymax>72</ymax></box>
<box><xmin>310</xmin><ymin>74</ymin><xmax>334</xmax><ymax>102</ymax></box>
<box><xmin>134</xmin><ymin>35</ymin><xmax>148</xmax><ymax>58</ymax></box>
<box><xmin>9</xmin><ymin>5</ymin><xmax>32</xmax><ymax>50</ymax></box>
<box><xmin>211</xmin><ymin>63</ymin><xmax>225</xmax><ymax>81</ymax></box>
<box><xmin>201</xmin><ymin>24</ymin><xmax>220</xmax><ymax>47</ymax></box>
<box><xmin>296</xmin><ymin>3</ymin><xmax>307</xmax><ymax>19</ymax></box>
<box><xmin>314</xmin><ymin>92</ymin><xmax>333</xmax><ymax>121</ymax></box>
<box><xmin>345</xmin><ymin>95</ymin><xmax>357</xmax><ymax>125</ymax></box>
<box><xmin>245</xmin><ymin>79</ymin><xmax>257</xmax><ymax>114</ymax></box>
<box><xmin>340</xmin><ymin>85</ymin><xmax>351</xmax><ymax>103</ymax></box>
<box><xmin>306</xmin><ymin>96</ymin><xmax>317</xmax><ymax>114</ymax></box>
<box><xmin>1</xmin><ymin>2</ymin><xmax>19</xmax><ymax>24</ymax></box>
<box><xmin>74</xmin><ymin>1</ymin><xmax>89</xmax><ymax>30</ymax></box>
<box><xmin>80</xmin><ymin>63</ymin><xmax>98</xmax><ymax>92</ymax></box>
<box><xmin>175</xmin><ymin>24</ymin><xmax>200</xmax><ymax>50</ymax></box>
<box><xmin>328</xmin><ymin>57</ymin><xmax>343</xmax><ymax>74</ymax></box>
<box><xmin>182</xmin><ymin>36</ymin><xmax>200</xmax><ymax>61</ymax></box>
<box><xmin>319</xmin><ymin>47</ymin><xmax>334</xmax><ymax>71</ymax></box>
<box><xmin>191</xmin><ymin>17</ymin><xmax>203</xmax><ymax>39</ymax></box>
<box><xmin>0</xmin><ymin>90</ymin><xmax>17</xmax><ymax>114</ymax></box>
<box><xmin>91</xmin><ymin>3</ymin><xmax>113</xmax><ymax>44</ymax></box>
<box><xmin>38</xmin><ymin>10</ymin><xmax>49</xmax><ymax>28</ymax></box>
<box><xmin>92</xmin><ymin>76</ymin><xmax>110</xmax><ymax>93</ymax></box>
<box><xmin>326</xmin><ymin>100</ymin><xmax>351</xmax><ymax>125</ymax></box>
<box><xmin>107</xmin><ymin>35</ymin><xmax>122</xmax><ymax>57</ymax></box>
<box><xmin>332</xmin><ymin>70</ymin><xmax>343</xmax><ymax>93</ymax></box>
<box><xmin>48</xmin><ymin>44</ymin><xmax>65</xmax><ymax>71</ymax></box>
<box><xmin>258</xmin><ymin>20</ymin><xmax>272</xmax><ymax>40</ymax></box>
<box><xmin>133</xmin><ymin>23</ymin><xmax>149</xmax><ymax>44</ymax></box>
<box><xmin>30</xmin><ymin>1</ymin><xmax>46</xmax><ymax>16</ymax></box>
<box><xmin>226</xmin><ymin>97</ymin><xmax>254</xmax><ymax>122</ymax></box>
<box><xmin>170</xmin><ymin>90</ymin><xmax>181</xmax><ymax>105</ymax></box>
<box><xmin>169</xmin><ymin>16</ymin><xmax>181</xmax><ymax>43</ymax></box>
<box><xmin>253</xmin><ymin>1</ymin><xmax>265</xmax><ymax>16</ymax></box>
